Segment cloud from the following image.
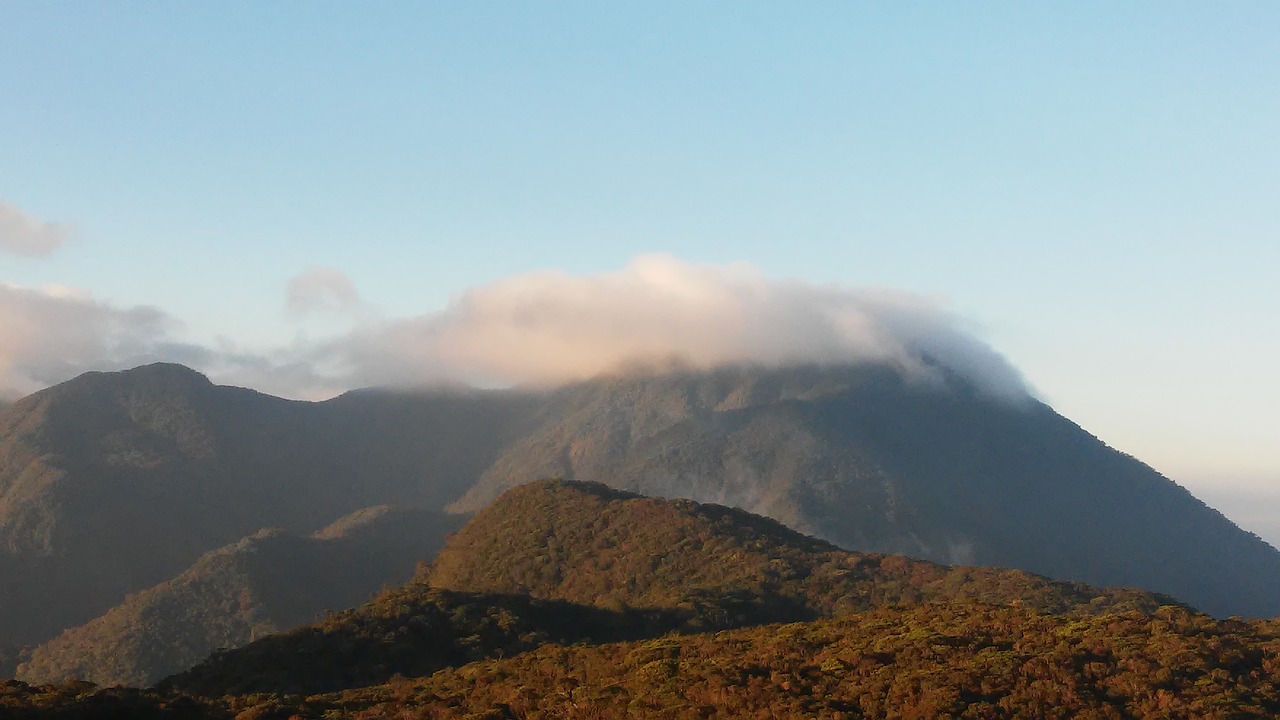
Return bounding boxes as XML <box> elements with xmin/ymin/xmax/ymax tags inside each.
<box><xmin>286</xmin><ymin>266</ymin><xmax>361</xmax><ymax>316</ymax></box>
<box><xmin>324</xmin><ymin>254</ymin><xmax>1029</xmax><ymax>400</ymax></box>
<box><xmin>0</xmin><ymin>284</ymin><xmax>177</xmax><ymax>395</ymax></box>
<box><xmin>0</xmin><ymin>200</ymin><xmax>71</xmax><ymax>257</ymax></box>
<box><xmin>0</xmin><ymin>255</ymin><xmax>1029</xmax><ymax>403</ymax></box>
<box><xmin>0</xmin><ymin>285</ymin><xmax>336</xmax><ymax>401</ymax></box>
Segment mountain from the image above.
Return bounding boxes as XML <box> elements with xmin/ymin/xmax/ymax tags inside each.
<box><xmin>15</xmin><ymin>506</ymin><xmax>465</xmax><ymax>687</ymax></box>
<box><xmin>1</xmin><ymin>360</ymin><xmax>1278</xmax><ymax>660</ymax></box>
<box><xmin>449</xmin><ymin>365</ymin><xmax>1280</xmax><ymax>617</ymax></box>
<box><xmin>164</xmin><ymin>480</ymin><xmax>1176</xmax><ymax>698</ymax></box>
<box><xmin>0</xmin><ymin>363</ymin><xmax>536</xmax><ymax>647</ymax></box>
<box><xmin>3</xmin><ymin>481</ymin><xmax>1280</xmax><ymax>718</ymax></box>
<box><xmin>430</xmin><ymin>480</ymin><xmax>1176</xmax><ymax>617</ymax></box>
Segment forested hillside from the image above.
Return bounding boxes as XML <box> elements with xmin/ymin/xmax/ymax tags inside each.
<box><xmin>165</xmin><ymin>480</ymin><xmax>1177</xmax><ymax>697</ymax></box>
<box><xmin>430</xmin><ymin>480</ymin><xmax>1176</xmax><ymax>617</ymax></box>
<box><xmin>258</xmin><ymin>603</ymin><xmax>1280</xmax><ymax>720</ymax></box>
<box><xmin>16</xmin><ymin>507</ymin><xmax>465</xmax><ymax>687</ymax></box>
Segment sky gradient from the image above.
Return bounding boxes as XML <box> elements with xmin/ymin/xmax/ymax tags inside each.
<box><xmin>2</xmin><ymin>3</ymin><xmax>1277</xmax><ymax>542</ymax></box>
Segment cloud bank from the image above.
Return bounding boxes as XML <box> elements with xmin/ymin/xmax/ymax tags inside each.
<box><xmin>0</xmin><ymin>200</ymin><xmax>71</xmax><ymax>257</ymax></box>
<box><xmin>0</xmin><ymin>255</ymin><xmax>1029</xmax><ymax>403</ymax></box>
<box><xmin>0</xmin><ymin>284</ymin><xmax>177</xmax><ymax>395</ymax></box>
<box><xmin>0</xmin><ymin>284</ymin><xmax>339</xmax><ymax>401</ymax></box>
<box><xmin>328</xmin><ymin>254</ymin><xmax>1029</xmax><ymax>400</ymax></box>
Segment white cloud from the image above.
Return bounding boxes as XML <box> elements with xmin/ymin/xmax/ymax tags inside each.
<box><xmin>324</xmin><ymin>254</ymin><xmax>1029</xmax><ymax>400</ymax></box>
<box><xmin>0</xmin><ymin>200</ymin><xmax>71</xmax><ymax>257</ymax></box>
<box><xmin>0</xmin><ymin>285</ymin><xmax>335</xmax><ymax>400</ymax></box>
<box><xmin>0</xmin><ymin>284</ymin><xmax>176</xmax><ymax>395</ymax></box>
<box><xmin>0</xmin><ymin>255</ymin><xmax>1029</xmax><ymax>403</ymax></box>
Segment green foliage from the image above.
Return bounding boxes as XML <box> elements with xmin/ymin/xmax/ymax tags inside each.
<box><xmin>13</xmin><ymin>602</ymin><xmax>1280</xmax><ymax>719</ymax></box>
<box><xmin>430</xmin><ymin>480</ymin><xmax>1178</xmax><ymax>621</ymax></box>
<box><xmin>215</xmin><ymin>602</ymin><xmax>1280</xmax><ymax>719</ymax></box>
<box><xmin>0</xmin><ymin>680</ymin><xmax>220</xmax><ymax>720</ymax></box>
<box><xmin>166</xmin><ymin>480</ymin><xmax>1179</xmax><ymax>699</ymax></box>
<box><xmin>161</xmin><ymin>583</ymin><xmax>690</xmax><ymax>697</ymax></box>
<box><xmin>8</xmin><ymin>480</ymin><xmax>1280</xmax><ymax>718</ymax></box>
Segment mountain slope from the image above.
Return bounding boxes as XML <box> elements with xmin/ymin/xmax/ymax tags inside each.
<box><xmin>12</xmin><ymin>609</ymin><xmax>1280</xmax><ymax>719</ymax></box>
<box><xmin>159</xmin><ymin>585</ymin><xmax>688</xmax><ymax>697</ymax></box>
<box><xmin>450</xmin><ymin>366</ymin><xmax>1280</xmax><ymax>617</ymax></box>
<box><xmin>2</xmin><ymin>359</ymin><xmax>1277</xmax><ymax>660</ymax></box>
<box><xmin>430</xmin><ymin>480</ymin><xmax>1178</xmax><ymax>618</ymax></box>
<box><xmin>163</xmin><ymin>480</ymin><xmax>1176</xmax><ymax>698</ymax></box>
<box><xmin>16</xmin><ymin>506</ymin><xmax>465</xmax><ymax>687</ymax></box>
<box><xmin>0</xmin><ymin>363</ymin><xmax>537</xmax><ymax>647</ymax></box>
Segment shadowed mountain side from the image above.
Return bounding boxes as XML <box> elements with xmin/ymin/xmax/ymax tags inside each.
<box><xmin>430</xmin><ymin>480</ymin><xmax>1179</xmax><ymax>618</ymax></box>
<box><xmin>0</xmin><ymin>649</ymin><xmax>18</xmax><ymax>682</ymax></box>
<box><xmin>15</xmin><ymin>506</ymin><xmax>466</xmax><ymax>687</ymax></box>
<box><xmin>0</xmin><ymin>363</ymin><xmax>538</xmax><ymax>646</ymax></box>
<box><xmin>159</xmin><ymin>586</ymin><xmax>690</xmax><ymax>698</ymax></box>
<box><xmin>449</xmin><ymin>366</ymin><xmax>1280</xmax><ymax>617</ymax></box>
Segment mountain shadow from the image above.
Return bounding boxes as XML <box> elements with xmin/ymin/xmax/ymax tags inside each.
<box><xmin>16</xmin><ymin>506</ymin><xmax>466</xmax><ymax>687</ymax></box>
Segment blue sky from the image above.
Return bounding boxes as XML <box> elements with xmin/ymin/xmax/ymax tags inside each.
<box><xmin>2</xmin><ymin>3</ymin><xmax>1277</xmax><ymax>541</ymax></box>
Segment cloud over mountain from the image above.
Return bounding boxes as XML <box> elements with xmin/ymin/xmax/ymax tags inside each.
<box><xmin>0</xmin><ymin>255</ymin><xmax>1027</xmax><ymax>402</ymax></box>
<box><xmin>0</xmin><ymin>283</ymin><xmax>178</xmax><ymax>395</ymax></box>
<box><xmin>0</xmin><ymin>285</ymin><xmax>333</xmax><ymax>401</ymax></box>
<box><xmin>0</xmin><ymin>200</ymin><xmax>71</xmax><ymax>257</ymax></box>
<box><xmin>328</xmin><ymin>254</ymin><xmax>1029</xmax><ymax>400</ymax></box>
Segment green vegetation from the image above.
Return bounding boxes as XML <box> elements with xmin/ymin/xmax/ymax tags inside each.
<box><xmin>271</xmin><ymin>602</ymin><xmax>1280</xmax><ymax>720</ymax></box>
<box><xmin>11</xmin><ymin>604</ymin><xmax>1280</xmax><ymax>719</ymax></box>
<box><xmin>430</xmin><ymin>480</ymin><xmax>1177</xmax><ymax>619</ymax></box>
<box><xmin>165</xmin><ymin>480</ymin><xmax>1176</xmax><ymax>699</ymax></box>
<box><xmin>0</xmin><ymin>680</ymin><xmax>219</xmax><ymax>719</ymax></box>
<box><xmin>450</xmin><ymin>366</ymin><xmax>1280</xmax><ymax>619</ymax></box>
<box><xmin>5</xmin><ymin>361</ymin><xmax>1280</xmax><ymax>695</ymax></box>
<box><xmin>2</xmin><ymin>480</ymin><xmax>1279</xmax><ymax>718</ymax></box>
<box><xmin>161</xmin><ymin>584</ymin><xmax>687</xmax><ymax>697</ymax></box>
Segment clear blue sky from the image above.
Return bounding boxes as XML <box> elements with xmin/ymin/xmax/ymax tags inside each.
<box><xmin>2</xmin><ymin>3</ymin><xmax>1277</xmax><ymax>540</ymax></box>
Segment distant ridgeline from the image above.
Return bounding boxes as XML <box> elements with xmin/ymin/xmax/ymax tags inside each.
<box><xmin>1</xmin><ymin>361</ymin><xmax>1279</xmax><ymax>687</ymax></box>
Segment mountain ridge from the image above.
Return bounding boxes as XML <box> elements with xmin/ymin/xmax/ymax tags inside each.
<box><xmin>1</xmin><ymin>360</ymin><xmax>1277</xmax><ymax>661</ymax></box>
<box><xmin>162</xmin><ymin>479</ymin><xmax>1181</xmax><ymax>698</ymax></box>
